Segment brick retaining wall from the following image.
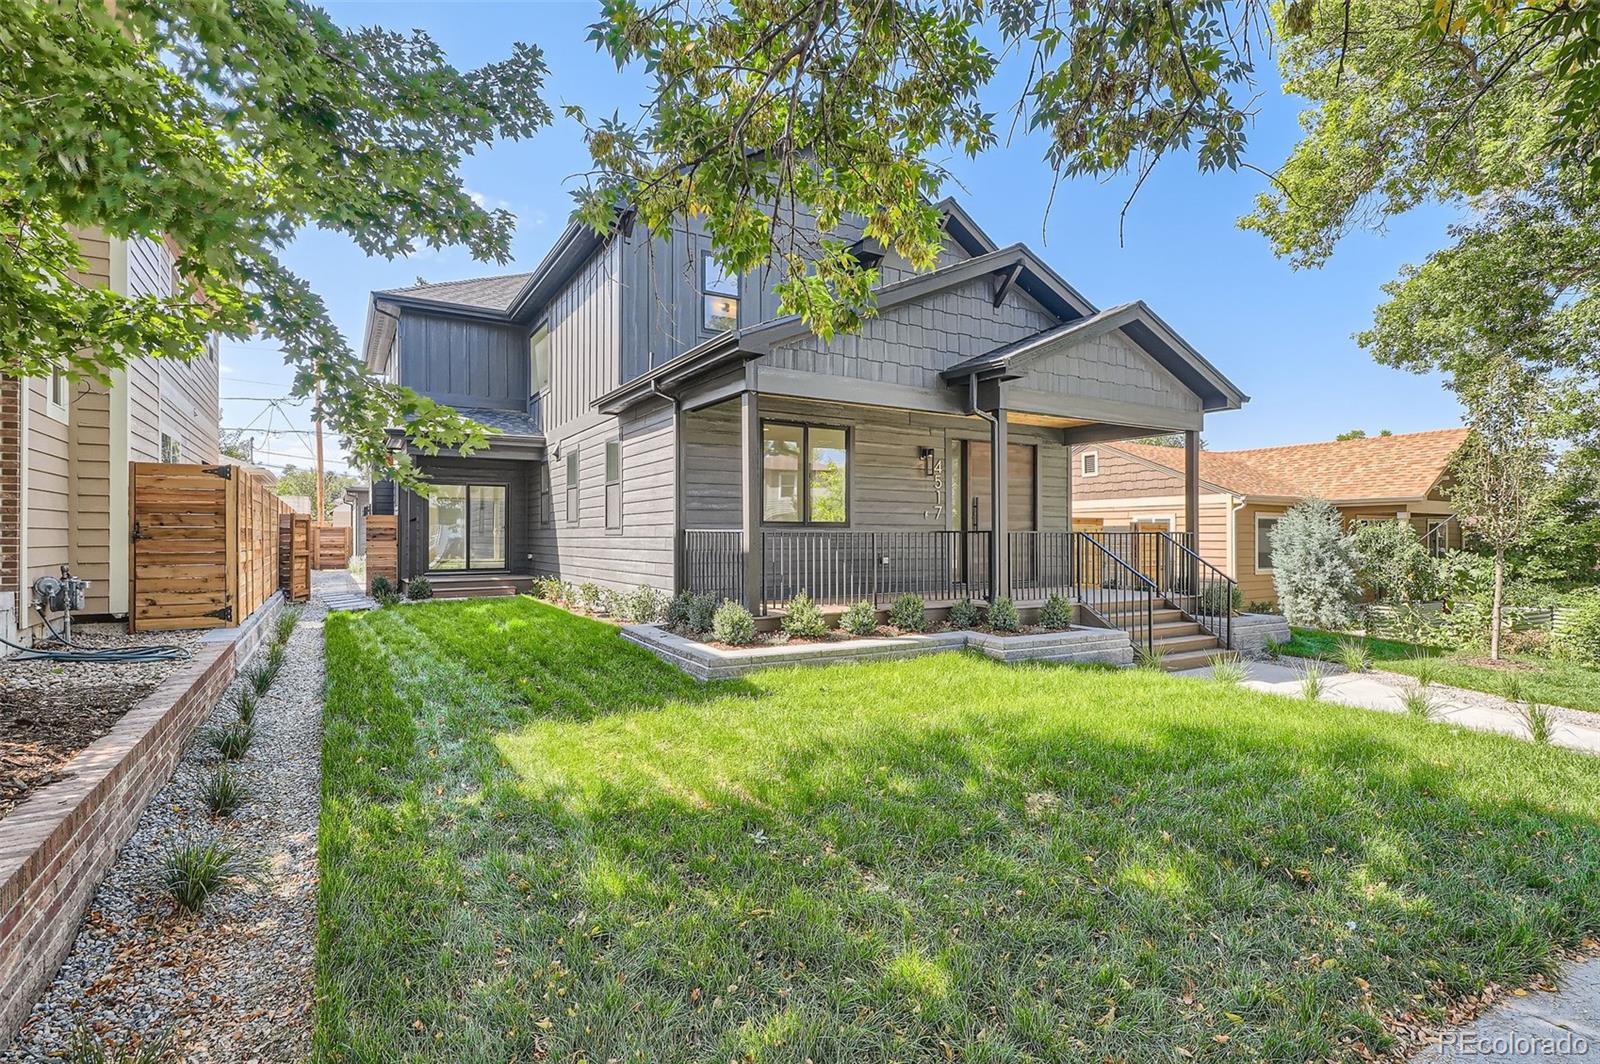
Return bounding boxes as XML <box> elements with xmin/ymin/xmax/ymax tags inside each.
<box><xmin>0</xmin><ymin>594</ymin><xmax>282</xmax><ymax>1042</ymax></box>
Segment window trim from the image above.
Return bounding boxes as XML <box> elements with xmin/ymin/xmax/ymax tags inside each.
<box><xmin>1255</xmin><ymin>513</ymin><xmax>1281</xmax><ymax>575</ymax></box>
<box><xmin>761</xmin><ymin>419</ymin><xmax>851</xmax><ymax>526</ymax></box>
<box><xmin>45</xmin><ymin>369</ymin><xmax>69</xmax><ymax>422</ymax></box>
<box><xmin>700</xmin><ymin>250</ymin><xmax>740</xmax><ymax>335</ymax></box>
<box><xmin>604</xmin><ymin>440</ymin><xmax>622</xmax><ymax>533</ymax></box>
<box><xmin>425</xmin><ymin>481</ymin><xmax>511</xmax><ymax>573</ymax></box>
<box><xmin>529</xmin><ymin>319</ymin><xmax>551</xmax><ymax>400</ymax></box>
<box><xmin>565</xmin><ymin>448</ymin><xmax>580</xmax><ymax>526</ymax></box>
<box><xmin>1079</xmin><ymin>450</ymin><xmax>1099</xmax><ymax>478</ymax></box>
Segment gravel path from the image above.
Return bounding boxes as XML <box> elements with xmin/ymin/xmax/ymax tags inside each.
<box><xmin>2</xmin><ymin>583</ymin><xmax>333</xmax><ymax>1063</ymax></box>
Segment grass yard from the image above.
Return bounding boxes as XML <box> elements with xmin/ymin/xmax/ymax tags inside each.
<box><xmin>1278</xmin><ymin>627</ymin><xmax>1600</xmax><ymax>713</ymax></box>
<box><xmin>318</xmin><ymin>598</ymin><xmax>1600</xmax><ymax>1063</ymax></box>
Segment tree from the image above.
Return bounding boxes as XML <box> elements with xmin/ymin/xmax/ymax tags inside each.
<box><xmin>2</xmin><ymin>1</ymin><xmax>550</xmax><ymax>489</ymax></box>
<box><xmin>1446</xmin><ymin>359</ymin><xmax>1555</xmax><ymax>660</ymax></box>
<box><xmin>1335</xmin><ymin>429</ymin><xmax>1392</xmax><ymax>441</ymax></box>
<box><xmin>1509</xmin><ymin>450</ymin><xmax>1600</xmax><ymax>586</ymax></box>
<box><xmin>274</xmin><ymin>464</ymin><xmax>359</xmax><ymax>523</ymax></box>
<box><xmin>1346</xmin><ymin>519</ymin><xmax>1434</xmax><ymax>603</ymax></box>
<box><xmin>1272</xmin><ymin>499</ymin><xmax>1360</xmax><ymax>630</ymax></box>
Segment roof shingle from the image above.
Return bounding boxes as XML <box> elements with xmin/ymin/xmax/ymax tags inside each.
<box><xmin>1108</xmin><ymin>428</ymin><xmax>1470</xmax><ymax>502</ymax></box>
<box><xmin>378</xmin><ymin>273</ymin><xmax>533</xmax><ymax>313</ymax></box>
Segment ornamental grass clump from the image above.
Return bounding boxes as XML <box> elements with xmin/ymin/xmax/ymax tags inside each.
<box><xmin>711</xmin><ymin>601</ymin><xmax>756</xmax><ymax>645</ymax></box>
<box><xmin>1038</xmin><ymin>594</ymin><xmax>1073</xmax><ymax>630</ymax></box>
<box><xmin>274</xmin><ymin>605</ymin><xmax>303</xmax><ymax>645</ymax></box>
<box><xmin>839</xmin><ymin>600</ymin><xmax>878</xmax><ymax>637</ymax></box>
<box><xmin>1300</xmin><ymin>662</ymin><xmax>1325</xmax><ymax>701</ymax></box>
<box><xmin>948</xmin><ymin>599</ymin><xmax>984</xmax><ymax>629</ymax></box>
<box><xmin>1335</xmin><ymin>638</ymin><xmax>1372</xmax><ymax>673</ymax></box>
<box><xmin>200</xmin><ymin>767</ymin><xmax>249</xmax><ymax>816</ymax></box>
<box><xmin>987</xmin><ymin>596</ymin><xmax>1021</xmax><ymax>633</ymax></box>
<box><xmin>887</xmin><ymin>593</ymin><xmax>926</xmax><ymax>632</ymax></box>
<box><xmin>233</xmin><ymin>687</ymin><xmax>259</xmax><ymax>726</ymax></box>
<box><xmin>161</xmin><ymin>840</ymin><xmax>255</xmax><ymax>913</ymax></box>
<box><xmin>207</xmin><ymin>721</ymin><xmax>254</xmax><ymax>760</ymax></box>
<box><xmin>1209</xmin><ymin>655</ymin><xmax>1248</xmax><ymax>685</ymax></box>
<box><xmin>782</xmin><ymin>592</ymin><xmax>829</xmax><ymax>638</ymax></box>
<box><xmin>1403</xmin><ymin>684</ymin><xmax>1437</xmax><ymax>721</ymax></box>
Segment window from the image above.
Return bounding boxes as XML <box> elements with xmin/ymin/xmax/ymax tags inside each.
<box><xmin>1425</xmin><ymin>518</ymin><xmax>1450</xmax><ymax>558</ymax></box>
<box><xmin>536</xmin><ymin>463</ymin><xmax>552</xmax><ymax>527</ymax></box>
<box><xmin>1080</xmin><ymin>450</ymin><xmax>1099</xmax><ymax>477</ymax></box>
<box><xmin>160</xmin><ymin>432</ymin><xmax>182</xmax><ymax>463</ymax></box>
<box><xmin>566</xmin><ymin>449</ymin><xmax>580</xmax><ymax>524</ymax></box>
<box><xmin>46</xmin><ymin>368</ymin><xmax>69</xmax><ymax>420</ymax></box>
<box><xmin>529</xmin><ymin>322</ymin><xmax>550</xmax><ymax>396</ymax></box>
<box><xmin>702</xmin><ymin>253</ymin><xmax>739</xmax><ymax>333</ymax></box>
<box><xmin>762</xmin><ymin>422</ymin><xmax>848</xmax><ymax>524</ymax></box>
<box><xmin>605</xmin><ymin>440</ymin><xmax>622</xmax><ymax>531</ymax></box>
<box><xmin>426</xmin><ymin>484</ymin><xmax>508</xmax><ymax>571</ymax></box>
<box><xmin>1256</xmin><ymin>515</ymin><xmax>1280</xmax><ymax>573</ymax></box>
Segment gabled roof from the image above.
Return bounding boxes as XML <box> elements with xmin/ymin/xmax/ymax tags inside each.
<box><xmin>941</xmin><ymin>301</ymin><xmax>1248</xmax><ymax>414</ymax></box>
<box><xmin>376</xmin><ymin>273</ymin><xmax>534</xmax><ymax>313</ymax></box>
<box><xmin>1105</xmin><ymin>427</ymin><xmax>1471</xmax><ymax>503</ymax></box>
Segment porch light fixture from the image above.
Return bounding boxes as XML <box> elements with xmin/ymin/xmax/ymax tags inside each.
<box><xmin>383</xmin><ymin>431</ymin><xmax>406</xmax><ymax>453</ymax></box>
<box><xmin>919</xmin><ymin>447</ymin><xmax>936</xmax><ymax>476</ymax></box>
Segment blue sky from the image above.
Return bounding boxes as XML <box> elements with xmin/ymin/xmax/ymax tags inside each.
<box><xmin>221</xmin><ymin>1</ymin><xmax>1464</xmax><ymax>473</ymax></box>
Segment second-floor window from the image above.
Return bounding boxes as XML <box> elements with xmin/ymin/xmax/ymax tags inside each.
<box><xmin>530</xmin><ymin>322</ymin><xmax>551</xmax><ymax>397</ymax></box>
<box><xmin>702</xmin><ymin>253</ymin><xmax>739</xmax><ymax>333</ymax></box>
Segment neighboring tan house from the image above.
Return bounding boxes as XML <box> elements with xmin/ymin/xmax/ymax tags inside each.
<box><xmin>1071</xmin><ymin>428</ymin><xmax>1470</xmax><ymax>605</ymax></box>
<box><xmin>364</xmin><ymin>197</ymin><xmax>1256</xmax><ymax>664</ymax></box>
<box><xmin>0</xmin><ymin>231</ymin><xmax>221</xmax><ymax>647</ymax></box>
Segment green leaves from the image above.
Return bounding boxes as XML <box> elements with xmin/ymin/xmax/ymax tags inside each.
<box><xmin>0</xmin><ymin>0</ymin><xmax>549</xmax><ymax>489</ymax></box>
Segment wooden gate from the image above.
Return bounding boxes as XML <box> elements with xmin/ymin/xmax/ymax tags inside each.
<box><xmin>129</xmin><ymin>463</ymin><xmax>292</xmax><ymax>631</ymax></box>
<box><xmin>365</xmin><ymin>514</ymin><xmax>398</xmax><ymax>592</ymax></box>
<box><xmin>279</xmin><ymin>512</ymin><xmax>312</xmax><ymax>601</ymax></box>
<box><xmin>311</xmin><ymin>525</ymin><xmax>353</xmax><ymax>570</ymax></box>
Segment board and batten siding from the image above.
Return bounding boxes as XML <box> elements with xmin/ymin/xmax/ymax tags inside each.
<box><xmin>682</xmin><ymin>397</ymin><xmax>1071</xmax><ymax>534</ymax></box>
<box><xmin>398</xmin><ymin>311</ymin><xmax>530</xmax><ymax>413</ymax></box>
<box><xmin>395</xmin><ymin>456</ymin><xmax>537</xmax><ymax>578</ymax></box>
<box><xmin>542</xmin><ymin>238</ymin><xmax>622</xmax><ymax>433</ymax></box>
<box><xmin>532</xmin><ymin>397</ymin><xmax>676</xmax><ymax>593</ymax></box>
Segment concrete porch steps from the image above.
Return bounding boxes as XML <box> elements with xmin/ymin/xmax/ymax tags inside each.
<box><xmin>424</xmin><ymin>574</ymin><xmax>534</xmax><ymax>599</ymax></box>
<box><xmin>1096</xmin><ymin>597</ymin><xmax>1231</xmax><ymax>671</ymax></box>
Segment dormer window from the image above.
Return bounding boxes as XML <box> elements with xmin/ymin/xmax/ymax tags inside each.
<box><xmin>702</xmin><ymin>253</ymin><xmax>739</xmax><ymax>333</ymax></box>
<box><xmin>529</xmin><ymin>322</ymin><xmax>550</xmax><ymax>396</ymax></box>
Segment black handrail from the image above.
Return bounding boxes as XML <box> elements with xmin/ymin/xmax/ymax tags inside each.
<box><xmin>1071</xmin><ymin>531</ymin><xmax>1156</xmax><ymax>656</ymax></box>
<box><xmin>1158</xmin><ymin>531</ymin><xmax>1235</xmax><ymax>649</ymax></box>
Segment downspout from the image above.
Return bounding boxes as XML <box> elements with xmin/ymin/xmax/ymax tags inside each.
<box><xmin>1227</xmin><ymin>494</ymin><xmax>1245</xmax><ymax>589</ymax></box>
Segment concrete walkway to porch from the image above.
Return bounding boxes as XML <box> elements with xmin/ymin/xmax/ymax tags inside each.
<box><xmin>1173</xmin><ymin>659</ymin><xmax>1600</xmax><ymax>756</ymax></box>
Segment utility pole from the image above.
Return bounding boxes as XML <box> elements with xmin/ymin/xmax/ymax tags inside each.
<box><xmin>314</xmin><ymin>381</ymin><xmax>325</xmax><ymax>525</ymax></box>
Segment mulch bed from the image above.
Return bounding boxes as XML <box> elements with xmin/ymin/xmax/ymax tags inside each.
<box><xmin>0</xmin><ymin>630</ymin><xmax>198</xmax><ymax>820</ymax></box>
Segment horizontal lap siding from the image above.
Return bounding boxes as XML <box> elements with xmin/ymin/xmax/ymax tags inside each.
<box><xmin>25</xmin><ymin>380</ymin><xmax>70</xmax><ymax>633</ymax></box>
<box><xmin>126</xmin><ymin>237</ymin><xmax>220</xmax><ymax>464</ymax></box>
<box><xmin>1237</xmin><ymin>503</ymin><xmax>1290</xmax><ymax>605</ymax></box>
<box><xmin>536</xmin><ymin>399</ymin><xmax>676</xmax><ymax>593</ymax></box>
<box><xmin>682</xmin><ymin>397</ymin><xmax>1071</xmax><ymax>534</ymax></box>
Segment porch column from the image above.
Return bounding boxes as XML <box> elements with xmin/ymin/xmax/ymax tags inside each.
<box><xmin>1184</xmin><ymin>429</ymin><xmax>1201</xmax><ymax>591</ymax></box>
<box><xmin>990</xmin><ymin>406</ymin><xmax>1009</xmax><ymax>600</ymax></box>
<box><xmin>740</xmin><ymin>388</ymin><xmax>763</xmax><ymax>614</ymax></box>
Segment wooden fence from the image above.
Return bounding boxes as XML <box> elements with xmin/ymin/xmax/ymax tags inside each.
<box><xmin>129</xmin><ymin>463</ymin><xmax>295</xmax><ymax>632</ymax></box>
<box><xmin>365</xmin><ymin>514</ymin><xmax>398</xmax><ymax>592</ymax></box>
<box><xmin>279</xmin><ymin>512</ymin><xmax>312</xmax><ymax>602</ymax></box>
<box><xmin>312</xmin><ymin>525</ymin><xmax>354</xmax><ymax>570</ymax></box>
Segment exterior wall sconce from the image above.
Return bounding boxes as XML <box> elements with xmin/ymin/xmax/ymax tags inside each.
<box><xmin>919</xmin><ymin>447</ymin><xmax>936</xmax><ymax>476</ymax></box>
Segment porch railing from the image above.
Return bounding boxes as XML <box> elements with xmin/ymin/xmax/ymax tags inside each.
<box><xmin>1069</xmin><ymin>532</ymin><xmax>1157</xmax><ymax>656</ymax></box>
<box><xmin>761</xmin><ymin>529</ymin><xmax>991</xmax><ymax>613</ymax></box>
<box><xmin>681</xmin><ymin>529</ymin><xmax>744</xmax><ymax>604</ymax></box>
<box><xmin>1159</xmin><ymin>532</ymin><xmax>1235</xmax><ymax>649</ymax></box>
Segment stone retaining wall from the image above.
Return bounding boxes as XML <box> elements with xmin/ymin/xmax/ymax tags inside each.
<box><xmin>623</xmin><ymin>623</ymin><xmax>1134</xmax><ymax>681</ymax></box>
<box><xmin>1230</xmin><ymin>612</ymin><xmax>1292</xmax><ymax>658</ymax></box>
<box><xmin>0</xmin><ymin>595</ymin><xmax>282</xmax><ymax>1042</ymax></box>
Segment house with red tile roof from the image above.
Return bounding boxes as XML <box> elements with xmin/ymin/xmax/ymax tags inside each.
<box><xmin>1070</xmin><ymin>428</ymin><xmax>1470</xmax><ymax>605</ymax></box>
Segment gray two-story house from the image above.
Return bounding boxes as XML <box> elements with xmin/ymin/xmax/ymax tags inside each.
<box><xmin>362</xmin><ymin>198</ymin><xmax>1250</xmax><ymax>661</ymax></box>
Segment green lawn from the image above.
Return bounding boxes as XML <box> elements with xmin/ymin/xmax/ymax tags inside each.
<box><xmin>318</xmin><ymin>598</ymin><xmax>1600</xmax><ymax>1063</ymax></box>
<box><xmin>1278</xmin><ymin>627</ymin><xmax>1600</xmax><ymax>713</ymax></box>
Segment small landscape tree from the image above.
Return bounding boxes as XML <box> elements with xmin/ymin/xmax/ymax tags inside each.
<box><xmin>1271</xmin><ymin>499</ymin><xmax>1359</xmax><ymax>630</ymax></box>
<box><xmin>1346</xmin><ymin>519</ymin><xmax>1435</xmax><ymax>605</ymax></box>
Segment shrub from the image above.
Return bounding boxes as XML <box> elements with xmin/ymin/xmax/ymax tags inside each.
<box><xmin>200</xmin><ymin>767</ymin><xmax>249</xmax><ymax>816</ymax></box>
<box><xmin>886</xmin><ymin>593</ymin><xmax>927</xmax><ymax>632</ymax></box>
<box><xmin>373</xmin><ymin>582</ymin><xmax>402</xmax><ymax>607</ymax></box>
<box><xmin>206</xmin><ymin>721</ymin><xmax>254</xmax><ymax>760</ymax></box>
<box><xmin>1245</xmin><ymin>600</ymin><xmax>1279</xmax><ymax>615</ymax></box>
<box><xmin>1038</xmin><ymin>594</ymin><xmax>1073</xmax><ymax>630</ymax></box>
<box><xmin>988</xmin><ymin>596</ymin><xmax>1021</xmax><ymax>632</ymax></box>
<box><xmin>782</xmin><ymin>592</ymin><xmax>829</xmax><ymax>638</ymax></box>
<box><xmin>948</xmin><ymin>599</ymin><xmax>984</xmax><ymax>629</ymax></box>
<box><xmin>1272</xmin><ymin>499</ymin><xmax>1359</xmax><ymax>630</ymax></box>
<box><xmin>600</xmin><ymin>588</ymin><xmax>625</xmax><ymax>619</ymax></box>
<box><xmin>711</xmin><ymin>600</ymin><xmax>756</xmax><ymax>645</ymax></box>
<box><xmin>580</xmin><ymin>582</ymin><xmax>605</xmax><ymax>613</ymax></box>
<box><xmin>626</xmin><ymin>584</ymin><xmax>665</xmax><ymax>624</ymax></box>
<box><xmin>161</xmin><ymin>840</ymin><xmax>253</xmax><ymax>913</ymax></box>
<box><xmin>1553</xmin><ymin>591</ymin><xmax>1600</xmax><ymax>665</ymax></box>
<box><xmin>1196</xmin><ymin>582</ymin><xmax>1244</xmax><ymax>617</ymax></box>
<box><xmin>369</xmin><ymin>575</ymin><xmax>395</xmax><ymax>600</ymax></box>
<box><xmin>233</xmin><ymin>688</ymin><xmax>259</xmax><ymax>726</ymax></box>
<box><xmin>839</xmin><ymin>600</ymin><xmax>878</xmax><ymax>636</ymax></box>
<box><xmin>1346</xmin><ymin>518</ymin><xmax>1438</xmax><ymax>604</ymax></box>
<box><xmin>685</xmin><ymin>594</ymin><xmax>718</xmax><ymax>633</ymax></box>
<box><xmin>405</xmin><ymin>576</ymin><xmax>433</xmax><ymax>601</ymax></box>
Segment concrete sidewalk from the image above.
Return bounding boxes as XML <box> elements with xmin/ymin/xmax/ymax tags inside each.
<box><xmin>1174</xmin><ymin>659</ymin><xmax>1600</xmax><ymax>755</ymax></box>
<box><xmin>1412</xmin><ymin>958</ymin><xmax>1600</xmax><ymax>1061</ymax></box>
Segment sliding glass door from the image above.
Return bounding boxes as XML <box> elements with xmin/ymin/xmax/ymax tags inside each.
<box><xmin>427</xmin><ymin>484</ymin><xmax>508</xmax><ymax>571</ymax></box>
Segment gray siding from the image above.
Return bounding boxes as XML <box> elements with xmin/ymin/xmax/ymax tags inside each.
<box><xmin>1019</xmin><ymin>328</ymin><xmax>1201</xmax><ymax>414</ymax></box>
<box><xmin>398</xmin><ymin>311</ymin><xmax>529</xmax><ymax>411</ymax></box>
<box><xmin>682</xmin><ymin>397</ymin><xmax>1069</xmax><ymax>533</ymax></box>
<box><xmin>762</xmin><ymin>275</ymin><xmax>1057</xmax><ymax>389</ymax></box>
<box><xmin>532</xmin><ymin>397</ymin><xmax>677</xmax><ymax>593</ymax></box>
<box><xmin>541</xmin><ymin>238</ymin><xmax>622</xmax><ymax>433</ymax></box>
<box><xmin>396</xmin><ymin>456</ymin><xmax>536</xmax><ymax>577</ymax></box>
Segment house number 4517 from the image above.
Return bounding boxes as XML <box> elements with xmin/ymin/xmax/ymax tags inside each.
<box><xmin>924</xmin><ymin>456</ymin><xmax>945</xmax><ymax>520</ymax></box>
